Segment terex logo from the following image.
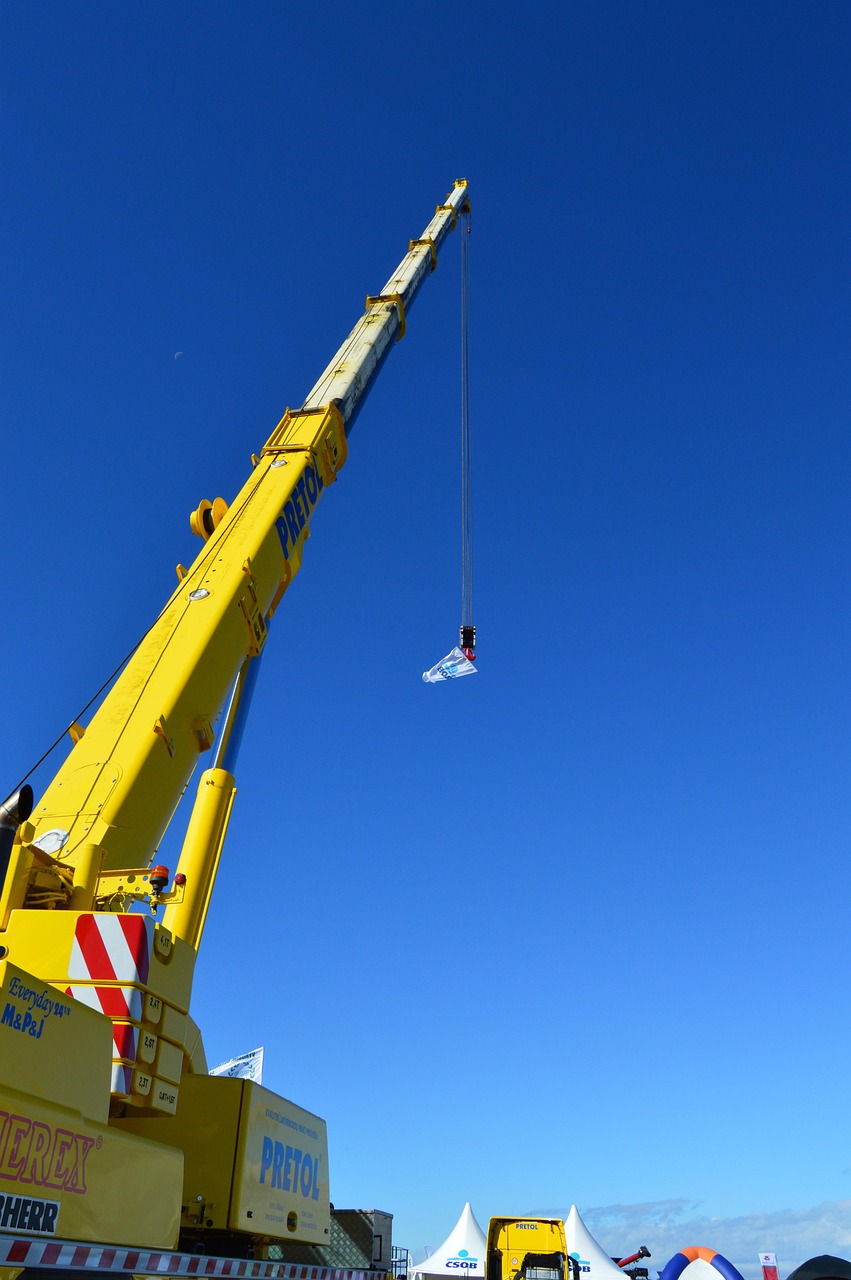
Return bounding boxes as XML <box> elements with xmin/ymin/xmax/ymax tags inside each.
<box><xmin>259</xmin><ymin>1139</ymin><xmax>321</xmax><ymax>1200</ymax></box>
<box><xmin>447</xmin><ymin>1251</ymin><xmax>478</xmax><ymax>1269</ymax></box>
<box><xmin>275</xmin><ymin>465</ymin><xmax>325</xmax><ymax>561</ymax></box>
<box><xmin>0</xmin><ymin>1113</ymin><xmax>94</xmax><ymax>1195</ymax></box>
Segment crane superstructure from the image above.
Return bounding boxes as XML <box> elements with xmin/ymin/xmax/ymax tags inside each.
<box><xmin>0</xmin><ymin>180</ymin><xmax>470</xmax><ymax>1271</ymax></box>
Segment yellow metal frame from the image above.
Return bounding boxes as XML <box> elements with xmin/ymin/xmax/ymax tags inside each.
<box><xmin>409</xmin><ymin>237</ymin><xmax>438</xmax><ymax>271</ymax></box>
<box><xmin>365</xmin><ymin>291</ymin><xmax>407</xmax><ymax>339</ymax></box>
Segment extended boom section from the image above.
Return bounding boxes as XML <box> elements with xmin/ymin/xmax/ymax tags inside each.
<box><xmin>0</xmin><ymin>181</ymin><xmax>468</xmax><ymax>1264</ymax></box>
<box><xmin>303</xmin><ymin>179</ymin><xmax>469</xmax><ymax>429</ymax></box>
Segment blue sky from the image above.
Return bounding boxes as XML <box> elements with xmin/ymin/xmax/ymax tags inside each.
<box><xmin>3</xmin><ymin>2</ymin><xmax>851</xmax><ymax>1276</ymax></box>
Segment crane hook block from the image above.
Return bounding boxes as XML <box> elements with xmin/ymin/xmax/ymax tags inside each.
<box><xmin>460</xmin><ymin>625</ymin><xmax>476</xmax><ymax>660</ymax></box>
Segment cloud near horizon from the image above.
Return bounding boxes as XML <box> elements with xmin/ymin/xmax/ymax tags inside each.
<box><xmin>573</xmin><ymin>1198</ymin><xmax>851</xmax><ymax>1280</ymax></box>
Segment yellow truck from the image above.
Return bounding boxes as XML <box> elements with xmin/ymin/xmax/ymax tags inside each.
<box><xmin>0</xmin><ymin>179</ymin><xmax>470</xmax><ymax>1279</ymax></box>
<box><xmin>487</xmin><ymin>1218</ymin><xmax>570</xmax><ymax>1280</ymax></box>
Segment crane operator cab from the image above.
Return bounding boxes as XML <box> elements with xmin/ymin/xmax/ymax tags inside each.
<box><xmin>487</xmin><ymin>1218</ymin><xmax>569</xmax><ymax>1280</ymax></box>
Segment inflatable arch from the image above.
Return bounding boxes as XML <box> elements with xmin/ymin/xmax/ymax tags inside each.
<box><xmin>660</xmin><ymin>1248</ymin><xmax>746</xmax><ymax>1280</ymax></box>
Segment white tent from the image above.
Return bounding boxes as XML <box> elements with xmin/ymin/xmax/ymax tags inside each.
<box><xmin>410</xmin><ymin>1204</ymin><xmax>487</xmax><ymax>1280</ymax></box>
<box><xmin>565</xmin><ymin>1206</ymin><xmax>629</xmax><ymax>1280</ymax></box>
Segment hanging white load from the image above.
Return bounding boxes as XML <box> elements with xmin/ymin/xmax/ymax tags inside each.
<box><xmin>422</xmin><ymin>647</ymin><xmax>478</xmax><ymax>683</ymax></box>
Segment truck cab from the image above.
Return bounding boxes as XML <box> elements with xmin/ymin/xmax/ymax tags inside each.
<box><xmin>487</xmin><ymin>1218</ymin><xmax>568</xmax><ymax>1280</ymax></box>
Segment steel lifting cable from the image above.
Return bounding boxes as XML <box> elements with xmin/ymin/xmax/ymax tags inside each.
<box><xmin>459</xmin><ymin>207</ymin><xmax>476</xmax><ymax>660</ymax></box>
<box><xmin>9</xmin><ymin>620</ymin><xmax>166</xmax><ymax>798</ymax></box>
<box><xmin>420</xmin><ymin>204</ymin><xmax>478</xmax><ymax>685</ymax></box>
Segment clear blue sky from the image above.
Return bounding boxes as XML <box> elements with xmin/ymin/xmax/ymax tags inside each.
<box><xmin>2</xmin><ymin>2</ymin><xmax>850</xmax><ymax>1276</ymax></box>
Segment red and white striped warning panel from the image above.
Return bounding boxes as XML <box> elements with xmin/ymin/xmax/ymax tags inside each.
<box><xmin>0</xmin><ymin>1233</ymin><xmax>383</xmax><ymax>1280</ymax></box>
<box><xmin>111</xmin><ymin>1022</ymin><xmax>139</xmax><ymax>1061</ymax></box>
<box><xmin>65</xmin><ymin>983</ymin><xmax>145</xmax><ymax>1024</ymax></box>
<box><xmin>69</xmin><ymin>914</ymin><xmax>153</xmax><ymax>985</ymax></box>
<box><xmin>109</xmin><ymin>1063</ymin><xmax>133</xmax><ymax>1095</ymax></box>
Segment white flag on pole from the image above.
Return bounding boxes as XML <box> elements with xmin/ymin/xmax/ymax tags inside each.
<box><xmin>210</xmin><ymin>1046</ymin><xmax>264</xmax><ymax>1083</ymax></box>
<box><xmin>422</xmin><ymin>646</ymin><xmax>478</xmax><ymax>683</ymax></box>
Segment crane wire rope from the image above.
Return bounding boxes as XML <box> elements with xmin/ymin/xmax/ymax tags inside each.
<box><xmin>459</xmin><ymin>207</ymin><xmax>475</xmax><ymax>659</ymax></box>
<box><xmin>10</xmin><ymin>619</ymin><xmax>168</xmax><ymax>798</ymax></box>
<box><xmin>9</xmin><ymin>466</ymin><xmax>275</xmax><ymax>799</ymax></box>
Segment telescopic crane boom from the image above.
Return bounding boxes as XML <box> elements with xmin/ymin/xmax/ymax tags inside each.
<box><xmin>0</xmin><ymin>180</ymin><xmax>469</xmax><ymax>1265</ymax></box>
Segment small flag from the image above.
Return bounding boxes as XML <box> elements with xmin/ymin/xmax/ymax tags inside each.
<box><xmin>210</xmin><ymin>1046</ymin><xmax>264</xmax><ymax>1083</ymax></box>
<box><xmin>422</xmin><ymin>646</ymin><xmax>478</xmax><ymax>683</ymax></box>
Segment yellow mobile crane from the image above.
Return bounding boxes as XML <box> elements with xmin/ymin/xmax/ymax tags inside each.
<box><xmin>0</xmin><ymin>180</ymin><xmax>470</xmax><ymax>1277</ymax></box>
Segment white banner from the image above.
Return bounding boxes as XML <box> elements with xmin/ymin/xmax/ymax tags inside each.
<box><xmin>422</xmin><ymin>646</ymin><xmax>478</xmax><ymax>683</ymax></box>
<box><xmin>210</xmin><ymin>1046</ymin><xmax>264</xmax><ymax>1083</ymax></box>
<box><xmin>759</xmin><ymin>1253</ymin><xmax>779</xmax><ymax>1280</ymax></box>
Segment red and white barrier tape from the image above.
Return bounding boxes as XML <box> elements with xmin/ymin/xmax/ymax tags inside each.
<box><xmin>0</xmin><ymin>1233</ymin><xmax>384</xmax><ymax>1280</ymax></box>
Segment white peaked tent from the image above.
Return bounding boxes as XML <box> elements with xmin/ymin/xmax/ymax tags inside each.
<box><xmin>565</xmin><ymin>1206</ymin><xmax>629</xmax><ymax>1280</ymax></box>
<box><xmin>410</xmin><ymin>1204</ymin><xmax>487</xmax><ymax>1280</ymax></box>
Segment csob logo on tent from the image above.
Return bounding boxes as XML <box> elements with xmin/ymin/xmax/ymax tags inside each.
<box><xmin>447</xmin><ymin>1251</ymin><xmax>478</xmax><ymax>1269</ymax></box>
<box><xmin>570</xmin><ymin>1255</ymin><xmax>591</xmax><ymax>1274</ymax></box>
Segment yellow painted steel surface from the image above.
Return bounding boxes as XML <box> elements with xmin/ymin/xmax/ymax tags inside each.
<box><xmin>1</xmin><ymin>913</ymin><xmax>195</xmax><ymax>1118</ymax></box>
<box><xmin>1</xmin><ymin>914</ymin><xmax>195</xmax><ymax>1011</ymax></box>
<box><xmin>0</xmin><ymin>1085</ymin><xmax>183</xmax><ymax>1246</ymax></box>
<box><xmin>0</xmin><ymin>406</ymin><xmax>347</xmax><ymax>1129</ymax></box>
<box><xmin>162</xmin><ymin>767</ymin><xmax>236</xmax><ymax>952</ymax></box>
<box><xmin>0</xmin><ymin>959</ymin><xmax>182</xmax><ymax>1246</ymax></box>
<box><xmin>487</xmin><ymin>1218</ymin><xmax>568</xmax><ymax>1280</ymax></box>
<box><xmin>235</xmin><ymin>1078</ymin><xmax>329</xmax><ymax>1244</ymax></box>
<box><xmin>0</xmin><ymin>404</ymin><xmax>346</xmax><ymax>929</ymax></box>
<box><xmin>0</xmin><ymin>960</ymin><xmax>112</xmax><ymax>1123</ymax></box>
<box><xmin>115</xmin><ymin>1075</ymin><xmax>330</xmax><ymax>1246</ymax></box>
